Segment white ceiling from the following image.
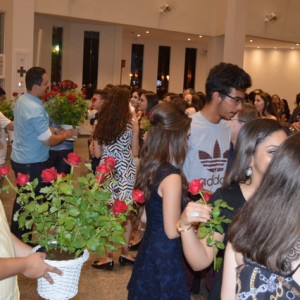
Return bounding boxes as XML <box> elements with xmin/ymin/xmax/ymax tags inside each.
<box><xmin>38</xmin><ymin>0</ymin><xmax>300</xmax><ymax>50</ymax></box>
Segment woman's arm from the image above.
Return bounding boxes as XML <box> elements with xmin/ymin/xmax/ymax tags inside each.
<box><xmin>93</xmin><ymin>139</ymin><xmax>103</xmax><ymax>159</ymax></box>
<box><xmin>221</xmin><ymin>242</ymin><xmax>238</xmax><ymax>300</ymax></box>
<box><xmin>179</xmin><ymin>201</ymin><xmax>223</xmax><ymax>270</ymax></box>
<box><xmin>131</xmin><ymin>118</ymin><xmax>140</xmax><ymax>157</ymax></box>
<box><xmin>158</xmin><ymin>174</ymin><xmax>182</xmax><ymax>239</ymax></box>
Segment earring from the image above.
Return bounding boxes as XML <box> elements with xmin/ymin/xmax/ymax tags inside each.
<box><xmin>245</xmin><ymin>167</ymin><xmax>253</xmax><ymax>177</ymax></box>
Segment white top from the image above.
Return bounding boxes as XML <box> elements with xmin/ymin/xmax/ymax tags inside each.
<box><xmin>0</xmin><ymin>200</ymin><xmax>20</xmax><ymax>300</ymax></box>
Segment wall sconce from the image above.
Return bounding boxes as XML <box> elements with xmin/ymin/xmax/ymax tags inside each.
<box><xmin>159</xmin><ymin>3</ymin><xmax>172</xmax><ymax>14</ymax></box>
<box><xmin>265</xmin><ymin>12</ymin><xmax>278</xmax><ymax>23</ymax></box>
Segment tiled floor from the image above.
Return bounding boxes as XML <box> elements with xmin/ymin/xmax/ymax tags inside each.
<box><xmin>2</xmin><ymin>136</ymin><xmax>206</xmax><ymax>299</ymax></box>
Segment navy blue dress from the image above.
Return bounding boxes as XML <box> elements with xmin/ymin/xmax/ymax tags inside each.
<box><xmin>127</xmin><ymin>163</ymin><xmax>190</xmax><ymax>300</ymax></box>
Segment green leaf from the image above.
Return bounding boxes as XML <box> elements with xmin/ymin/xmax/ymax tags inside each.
<box><xmin>65</xmin><ymin>217</ymin><xmax>76</xmax><ymax>231</ymax></box>
<box><xmin>59</xmin><ymin>182</ymin><xmax>73</xmax><ymax>195</ymax></box>
<box><xmin>212</xmin><ymin>207</ymin><xmax>220</xmax><ymax>219</ymax></box>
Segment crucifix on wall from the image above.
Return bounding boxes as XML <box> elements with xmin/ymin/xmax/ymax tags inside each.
<box><xmin>17</xmin><ymin>66</ymin><xmax>27</xmax><ymax>77</ymax></box>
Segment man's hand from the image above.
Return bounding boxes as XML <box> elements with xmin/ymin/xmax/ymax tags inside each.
<box><xmin>22</xmin><ymin>252</ymin><xmax>62</xmax><ymax>284</ymax></box>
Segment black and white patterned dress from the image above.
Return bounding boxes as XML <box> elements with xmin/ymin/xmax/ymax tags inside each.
<box><xmin>100</xmin><ymin>122</ymin><xmax>136</xmax><ymax>200</ymax></box>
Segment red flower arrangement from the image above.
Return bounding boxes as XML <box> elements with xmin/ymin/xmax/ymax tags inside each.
<box><xmin>1</xmin><ymin>153</ymin><xmax>144</xmax><ymax>257</ymax></box>
<box><xmin>43</xmin><ymin>82</ymin><xmax>88</xmax><ymax>127</ymax></box>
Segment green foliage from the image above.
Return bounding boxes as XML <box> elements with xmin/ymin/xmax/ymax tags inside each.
<box><xmin>0</xmin><ymin>96</ymin><xmax>14</xmax><ymax>120</ymax></box>
<box><xmin>6</xmin><ymin>164</ymin><xmax>133</xmax><ymax>258</ymax></box>
<box><xmin>197</xmin><ymin>193</ymin><xmax>233</xmax><ymax>271</ymax></box>
<box><xmin>44</xmin><ymin>89</ymin><xmax>88</xmax><ymax>126</ymax></box>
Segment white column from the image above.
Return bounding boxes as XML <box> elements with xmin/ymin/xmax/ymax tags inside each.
<box><xmin>223</xmin><ymin>0</ymin><xmax>248</xmax><ymax>67</ymax></box>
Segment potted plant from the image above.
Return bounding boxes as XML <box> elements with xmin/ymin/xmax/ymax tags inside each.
<box><xmin>0</xmin><ymin>95</ymin><xmax>15</xmax><ymax>120</ymax></box>
<box><xmin>44</xmin><ymin>81</ymin><xmax>89</xmax><ymax>128</ymax></box>
<box><xmin>0</xmin><ymin>153</ymin><xmax>144</xmax><ymax>299</ymax></box>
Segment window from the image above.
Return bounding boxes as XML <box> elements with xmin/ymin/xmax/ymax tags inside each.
<box><xmin>156</xmin><ymin>46</ymin><xmax>170</xmax><ymax>99</ymax></box>
<box><xmin>184</xmin><ymin>48</ymin><xmax>197</xmax><ymax>90</ymax></box>
<box><xmin>51</xmin><ymin>27</ymin><xmax>63</xmax><ymax>85</ymax></box>
<box><xmin>130</xmin><ymin>44</ymin><xmax>144</xmax><ymax>88</ymax></box>
<box><xmin>82</xmin><ymin>31</ymin><xmax>99</xmax><ymax>99</ymax></box>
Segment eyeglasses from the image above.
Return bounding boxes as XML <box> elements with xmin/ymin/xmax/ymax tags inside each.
<box><xmin>222</xmin><ymin>93</ymin><xmax>244</xmax><ymax>105</ymax></box>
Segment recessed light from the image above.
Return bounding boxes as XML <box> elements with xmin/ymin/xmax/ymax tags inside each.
<box><xmin>146</xmin><ymin>30</ymin><xmax>150</xmax><ymax>34</ymax></box>
<box><xmin>198</xmin><ymin>35</ymin><xmax>203</xmax><ymax>38</ymax></box>
<box><xmin>250</xmin><ymin>39</ymin><xmax>253</xmax><ymax>43</ymax></box>
<box><xmin>257</xmin><ymin>46</ymin><xmax>260</xmax><ymax>49</ymax></box>
<box><xmin>296</xmin><ymin>43</ymin><xmax>300</xmax><ymax>46</ymax></box>
<box><xmin>137</xmin><ymin>34</ymin><xmax>141</xmax><ymax>37</ymax></box>
<box><xmin>187</xmin><ymin>38</ymin><xmax>191</xmax><ymax>41</ymax></box>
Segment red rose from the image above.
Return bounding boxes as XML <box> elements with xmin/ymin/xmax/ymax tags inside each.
<box><xmin>67</xmin><ymin>94</ymin><xmax>76</xmax><ymax>103</ymax></box>
<box><xmin>41</xmin><ymin>167</ymin><xmax>58</xmax><ymax>183</ymax></box>
<box><xmin>188</xmin><ymin>179</ymin><xmax>205</xmax><ymax>194</ymax></box>
<box><xmin>64</xmin><ymin>153</ymin><xmax>81</xmax><ymax>166</ymax></box>
<box><xmin>112</xmin><ymin>199</ymin><xmax>128</xmax><ymax>215</ymax></box>
<box><xmin>96</xmin><ymin>163</ymin><xmax>110</xmax><ymax>175</ymax></box>
<box><xmin>73</xmin><ymin>83</ymin><xmax>78</xmax><ymax>89</ymax></box>
<box><xmin>0</xmin><ymin>165</ymin><xmax>11</xmax><ymax>176</ymax></box>
<box><xmin>12</xmin><ymin>92</ymin><xmax>19</xmax><ymax>97</ymax></box>
<box><xmin>132</xmin><ymin>189</ymin><xmax>145</xmax><ymax>204</ymax></box>
<box><xmin>81</xmin><ymin>87</ymin><xmax>86</xmax><ymax>93</ymax></box>
<box><xmin>52</xmin><ymin>86</ymin><xmax>59</xmax><ymax>92</ymax></box>
<box><xmin>15</xmin><ymin>173</ymin><xmax>30</xmax><ymax>186</ymax></box>
<box><xmin>105</xmin><ymin>157</ymin><xmax>116</xmax><ymax>170</ymax></box>
<box><xmin>202</xmin><ymin>191</ymin><xmax>212</xmax><ymax>203</ymax></box>
<box><xmin>95</xmin><ymin>174</ymin><xmax>107</xmax><ymax>184</ymax></box>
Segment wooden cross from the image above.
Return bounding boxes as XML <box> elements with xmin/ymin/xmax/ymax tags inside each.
<box><xmin>17</xmin><ymin>66</ymin><xmax>27</xmax><ymax>77</ymax></box>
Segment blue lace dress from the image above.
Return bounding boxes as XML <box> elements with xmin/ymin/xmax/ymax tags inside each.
<box><xmin>127</xmin><ymin>163</ymin><xmax>190</xmax><ymax>300</ymax></box>
<box><xmin>236</xmin><ymin>258</ymin><xmax>300</xmax><ymax>299</ymax></box>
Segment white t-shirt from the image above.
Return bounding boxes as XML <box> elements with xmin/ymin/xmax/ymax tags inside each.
<box><xmin>0</xmin><ymin>200</ymin><xmax>20</xmax><ymax>300</ymax></box>
<box><xmin>183</xmin><ymin>111</ymin><xmax>231</xmax><ymax>192</ymax></box>
<box><xmin>0</xmin><ymin>112</ymin><xmax>12</xmax><ymax>165</ymax></box>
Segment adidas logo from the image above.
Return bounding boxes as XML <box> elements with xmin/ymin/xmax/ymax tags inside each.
<box><xmin>198</xmin><ymin>141</ymin><xmax>229</xmax><ymax>173</ymax></box>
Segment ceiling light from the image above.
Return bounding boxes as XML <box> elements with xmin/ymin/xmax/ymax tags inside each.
<box><xmin>146</xmin><ymin>30</ymin><xmax>150</xmax><ymax>34</ymax></box>
<box><xmin>250</xmin><ymin>39</ymin><xmax>253</xmax><ymax>43</ymax></box>
<box><xmin>198</xmin><ymin>35</ymin><xmax>203</xmax><ymax>38</ymax></box>
<box><xmin>296</xmin><ymin>43</ymin><xmax>300</xmax><ymax>46</ymax></box>
<box><xmin>137</xmin><ymin>34</ymin><xmax>141</xmax><ymax>37</ymax></box>
<box><xmin>257</xmin><ymin>46</ymin><xmax>260</xmax><ymax>49</ymax></box>
<box><xmin>187</xmin><ymin>38</ymin><xmax>191</xmax><ymax>41</ymax></box>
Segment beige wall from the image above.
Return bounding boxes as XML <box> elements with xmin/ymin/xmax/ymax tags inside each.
<box><xmin>244</xmin><ymin>48</ymin><xmax>300</xmax><ymax>109</ymax></box>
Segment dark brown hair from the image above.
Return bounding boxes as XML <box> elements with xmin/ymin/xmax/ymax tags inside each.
<box><xmin>94</xmin><ymin>85</ymin><xmax>131</xmax><ymax>145</ymax></box>
<box><xmin>228</xmin><ymin>133</ymin><xmax>300</xmax><ymax>274</ymax></box>
<box><xmin>135</xmin><ymin>102</ymin><xmax>191</xmax><ymax>201</ymax></box>
<box><xmin>224</xmin><ymin>119</ymin><xmax>290</xmax><ymax>187</ymax></box>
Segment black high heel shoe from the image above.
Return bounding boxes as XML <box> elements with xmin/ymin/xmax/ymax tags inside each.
<box><xmin>119</xmin><ymin>255</ymin><xmax>135</xmax><ymax>266</ymax></box>
<box><xmin>92</xmin><ymin>260</ymin><xmax>114</xmax><ymax>270</ymax></box>
<box><xmin>128</xmin><ymin>239</ymin><xmax>142</xmax><ymax>251</ymax></box>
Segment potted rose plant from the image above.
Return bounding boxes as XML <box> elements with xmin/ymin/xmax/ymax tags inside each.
<box><xmin>44</xmin><ymin>81</ymin><xmax>89</xmax><ymax>128</ymax></box>
<box><xmin>0</xmin><ymin>153</ymin><xmax>144</xmax><ymax>299</ymax></box>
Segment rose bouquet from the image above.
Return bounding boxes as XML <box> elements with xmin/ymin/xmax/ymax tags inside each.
<box><xmin>0</xmin><ymin>153</ymin><xmax>144</xmax><ymax>258</ymax></box>
<box><xmin>188</xmin><ymin>179</ymin><xmax>233</xmax><ymax>271</ymax></box>
<box><xmin>44</xmin><ymin>81</ymin><xmax>88</xmax><ymax>127</ymax></box>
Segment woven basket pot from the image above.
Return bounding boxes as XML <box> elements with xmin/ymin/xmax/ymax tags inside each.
<box><xmin>61</xmin><ymin>124</ymin><xmax>80</xmax><ymax>141</ymax></box>
<box><xmin>34</xmin><ymin>247</ymin><xmax>89</xmax><ymax>300</ymax></box>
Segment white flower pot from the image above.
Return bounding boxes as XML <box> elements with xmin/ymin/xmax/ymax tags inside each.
<box><xmin>34</xmin><ymin>247</ymin><xmax>89</xmax><ymax>300</ymax></box>
<box><xmin>61</xmin><ymin>124</ymin><xmax>80</xmax><ymax>141</ymax></box>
